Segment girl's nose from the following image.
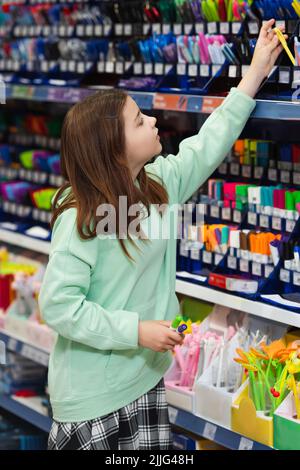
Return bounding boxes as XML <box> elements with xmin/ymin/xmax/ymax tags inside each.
<box><xmin>151</xmin><ymin>116</ymin><xmax>157</xmax><ymax>127</ymax></box>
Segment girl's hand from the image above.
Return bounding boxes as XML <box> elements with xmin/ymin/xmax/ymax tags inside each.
<box><xmin>237</xmin><ymin>19</ymin><xmax>288</xmax><ymax>98</ymax></box>
<box><xmin>251</xmin><ymin>19</ymin><xmax>287</xmax><ymax>79</ymax></box>
<box><xmin>138</xmin><ymin>320</ymin><xmax>184</xmax><ymax>353</ymax></box>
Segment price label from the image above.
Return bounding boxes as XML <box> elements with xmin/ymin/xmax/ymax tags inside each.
<box><xmin>207</xmin><ymin>22</ymin><xmax>217</xmax><ymax>34</ymax></box>
<box><xmin>210</xmin><ymin>205</ymin><xmax>219</xmax><ymax>218</ymax></box>
<box><xmin>264</xmin><ymin>265</ymin><xmax>274</xmax><ymax>278</ymax></box>
<box><xmin>97</xmin><ymin>61</ymin><xmax>105</xmax><ymax>73</ymax></box>
<box><xmin>177</xmin><ymin>63</ymin><xmax>186</xmax><ymax>76</ymax></box>
<box><xmin>180</xmin><ymin>242</ymin><xmax>189</xmax><ymax>257</ymax></box>
<box><xmin>268</xmin><ymin>168</ymin><xmax>277</xmax><ymax>181</ymax></box>
<box><xmin>254</xmin><ymin>166</ymin><xmax>264</xmax><ymax>179</ymax></box>
<box><xmin>227</xmin><ymin>256</ymin><xmax>237</xmax><ymax>269</ymax></box>
<box><xmin>115</xmin><ymin>23</ymin><xmax>123</xmax><ymax>36</ymax></box>
<box><xmin>155</xmin><ymin>63</ymin><xmax>164</xmax><ymax>75</ymax></box>
<box><xmin>233</xmin><ymin>210</ymin><xmax>241</xmax><ymax>223</ymax></box>
<box><xmin>222</xmin><ymin>207</ymin><xmax>231</xmax><ymax>220</ymax></box>
<box><xmin>242</xmin><ymin>165</ymin><xmax>251</xmax><ymax>178</ymax></box>
<box><xmin>41</xmin><ymin>61</ymin><xmax>49</xmax><ymax>72</ymax></box>
<box><xmin>95</xmin><ymin>25</ymin><xmax>103</xmax><ymax>36</ymax></box>
<box><xmin>240</xmin><ymin>259</ymin><xmax>249</xmax><ymax>272</ymax></box>
<box><xmin>220</xmin><ymin>22</ymin><xmax>230</xmax><ymax>34</ymax></box>
<box><xmin>214</xmin><ymin>253</ymin><xmax>223</xmax><ymax>265</ymax></box>
<box><xmin>143</xmin><ymin>24</ymin><xmax>151</xmax><ymax>35</ymax></box>
<box><xmin>8</xmin><ymin>337</ymin><xmax>17</xmax><ymax>351</ymax></box>
<box><xmin>105</xmin><ymin>61</ymin><xmax>114</xmax><ymax>73</ymax></box>
<box><xmin>191</xmin><ymin>249</ymin><xmax>201</xmax><ymax>260</ymax></box>
<box><xmin>21</xmin><ymin>344</ymin><xmax>49</xmax><ymax>366</ymax></box>
<box><xmin>202</xmin><ymin>251</ymin><xmax>212</xmax><ymax>264</ymax></box>
<box><xmin>115</xmin><ymin>62</ymin><xmax>124</xmax><ymax>74</ymax></box>
<box><xmin>212</xmin><ymin>65</ymin><xmax>221</xmax><ymax>76</ymax></box>
<box><xmin>200</xmin><ymin>65</ymin><xmax>210</xmax><ymax>77</ymax></box>
<box><xmin>152</xmin><ymin>23</ymin><xmax>161</xmax><ymax>35</ymax></box>
<box><xmin>272</xmin><ymin>217</ymin><xmax>282</xmax><ymax>231</ymax></box>
<box><xmin>286</xmin><ymin>219</ymin><xmax>296</xmax><ymax>233</ymax></box>
<box><xmin>133</xmin><ymin>63</ymin><xmax>143</xmax><ymax>75</ymax></box>
<box><xmin>162</xmin><ymin>24</ymin><xmax>171</xmax><ymax>34</ymax></box>
<box><xmin>218</xmin><ymin>163</ymin><xmax>227</xmax><ymax>174</ymax></box>
<box><xmin>168</xmin><ymin>406</ymin><xmax>178</xmax><ymax>424</ymax></box>
<box><xmin>293</xmin><ymin>272</ymin><xmax>300</xmax><ymax>286</ymax></box>
<box><xmin>195</xmin><ymin>23</ymin><xmax>205</xmax><ymax>34</ymax></box>
<box><xmin>248</xmin><ymin>22</ymin><xmax>259</xmax><ymax>35</ymax></box>
<box><xmin>188</xmin><ymin>64</ymin><xmax>198</xmax><ymax>77</ymax></box>
<box><xmin>280</xmin><ymin>269</ymin><xmax>290</xmax><ymax>283</ymax></box>
<box><xmin>86</xmin><ymin>25</ymin><xmax>93</xmax><ymax>36</ymax></box>
<box><xmin>60</xmin><ymin>60</ymin><xmax>68</xmax><ymax>72</ymax></box>
<box><xmin>144</xmin><ymin>63</ymin><xmax>153</xmax><ymax>75</ymax></box>
<box><xmin>203</xmin><ymin>422</ymin><xmax>217</xmax><ymax>441</ymax></box>
<box><xmin>252</xmin><ymin>262</ymin><xmax>262</xmax><ymax>276</ymax></box>
<box><xmin>184</xmin><ymin>23</ymin><xmax>193</xmax><ymax>35</ymax></box>
<box><xmin>104</xmin><ymin>24</ymin><xmax>111</xmax><ymax>36</ymax></box>
<box><xmin>165</xmin><ymin>64</ymin><xmax>173</xmax><ymax>74</ymax></box>
<box><xmin>124</xmin><ymin>24</ymin><xmax>132</xmax><ymax>36</ymax></box>
<box><xmin>76</xmin><ymin>25</ymin><xmax>84</xmax><ymax>36</ymax></box>
<box><xmin>248</xmin><ymin>212</ymin><xmax>257</xmax><ymax>225</ymax></box>
<box><xmin>259</xmin><ymin>214</ymin><xmax>269</xmax><ymax>228</ymax></box>
<box><xmin>280</xmin><ymin>170</ymin><xmax>290</xmax><ymax>183</ymax></box>
<box><xmin>59</xmin><ymin>25</ymin><xmax>66</xmax><ymax>36</ymax></box>
<box><xmin>77</xmin><ymin>62</ymin><xmax>85</xmax><ymax>73</ymax></box>
<box><xmin>239</xmin><ymin>437</ymin><xmax>254</xmax><ymax>450</ymax></box>
<box><xmin>173</xmin><ymin>23</ymin><xmax>182</xmax><ymax>35</ymax></box>
<box><xmin>293</xmin><ymin>172</ymin><xmax>300</xmax><ymax>185</ymax></box>
<box><xmin>279</xmin><ymin>69</ymin><xmax>290</xmax><ymax>84</ymax></box>
<box><xmin>67</xmin><ymin>26</ymin><xmax>73</xmax><ymax>36</ymax></box>
<box><xmin>228</xmin><ymin>65</ymin><xmax>237</xmax><ymax>78</ymax></box>
<box><xmin>230</xmin><ymin>162</ymin><xmax>239</xmax><ymax>175</ymax></box>
<box><xmin>68</xmin><ymin>60</ymin><xmax>76</xmax><ymax>72</ymax></box>
<box><xmin>276</xmin><ymin>20</ymin><xmax>286</xmax><ymax>29</ymax></box>
<box><xmin>232</xmin><ymin>22</ymin><xmax>241</xmax><ymax>34</ymax></box>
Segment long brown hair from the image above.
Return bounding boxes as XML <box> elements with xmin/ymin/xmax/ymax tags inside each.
<box><xmin>51</xmin><ymin>89</ymin><xmax>169</xmax><ymax>261</ymax></box>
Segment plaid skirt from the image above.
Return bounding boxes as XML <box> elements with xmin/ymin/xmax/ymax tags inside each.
<box><xmin>48</xmin><ymin>378</ymin><xmax>172</xmax><ymax>450</ymax></box>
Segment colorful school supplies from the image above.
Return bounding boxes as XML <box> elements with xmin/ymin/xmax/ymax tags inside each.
<box><xmin>234</xmin><ymin>339</ymin><xmax>300</xmax><ymax>416</ymax></box>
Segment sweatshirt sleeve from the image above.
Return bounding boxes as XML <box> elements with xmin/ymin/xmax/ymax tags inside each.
<box><xmin>145</xmin><ymin>87</ymin><xmax>256</xmax><ymax>204</ymax></box>
<box><xmin>38</xmin><ymin>209</ymin><xmax>139</xmax><ymax>351</ymax></box>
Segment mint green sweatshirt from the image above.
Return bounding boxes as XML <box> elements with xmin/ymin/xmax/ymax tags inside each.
<box><xmin>38</xmin><ymin>88</ymin><xmax>256</xmax><ymax>422</ymax></box>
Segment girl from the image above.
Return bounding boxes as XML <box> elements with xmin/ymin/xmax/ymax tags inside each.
<box><xmin>39</xmin><ymin>20</ymin><xmax>286</xmax><ymax>450</ymax></box>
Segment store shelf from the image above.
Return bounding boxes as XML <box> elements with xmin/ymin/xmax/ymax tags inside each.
<box><xmin>0</xmin><ymin>330</ymin><xmax>50</xmax><ymax>366</ymax></box>
<box><xmin>0</xmin><ymin>395</ymin><xmax>51</xmax><ymax>433</ymax></box>
<box><xmin>5</xmin><ymin>84</ymin><xmax>300</xmax><ymax>120</ymax></box>
<box><xmin>168</xmin><ymin>406</ymin><xmax>272</xmax><ymax>450</ymax></box>
<box><xmin>176</xmin><ymin>278</ymin><xmax>300</xmax><ymax>328</ymax></box>
<box><xmin>0</xmin><ymin>229</ymin><xmax>50</xmax><ymax>255</ymax></box>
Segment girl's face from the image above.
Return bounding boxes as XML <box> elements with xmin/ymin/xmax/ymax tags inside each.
<box><xmin>124</xmin><ymin>96</ymin><xmax>162</xmax><ymax>180</ymax></box>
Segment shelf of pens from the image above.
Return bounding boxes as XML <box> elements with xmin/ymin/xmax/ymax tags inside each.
<box><xmin>0</xmin><ymin>145</ymin><xmax>62</xmax><ymax>225</ymax></box>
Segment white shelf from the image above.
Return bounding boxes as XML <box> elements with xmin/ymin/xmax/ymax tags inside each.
<box><xmin>176</xmin><ymin>279</ymin><xmax>300</xmax><ymax>328</ymax></box>
<box><xmin>0</xmin><ymin>229</ymin><xmax>50</xmax><ymax>255</ymax></box>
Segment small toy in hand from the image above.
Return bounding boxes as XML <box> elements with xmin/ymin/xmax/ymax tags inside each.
<box><xmin>171</xmin><ymin>315</ymin><xmax>192</xmax><ymax>335</ymax></box>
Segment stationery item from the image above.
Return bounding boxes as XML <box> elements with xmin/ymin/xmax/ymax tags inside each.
<box><xmin>273</xmin><ymin>27</ymin><xmax>296</xmax><ymax>66</ymax></box>
<box><xmin>208</xmin><ymin>272</ymin><xmax>259</xmax><ymax>294</ymax></box>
